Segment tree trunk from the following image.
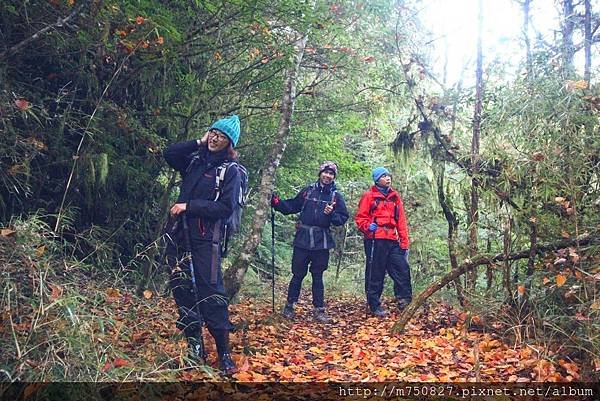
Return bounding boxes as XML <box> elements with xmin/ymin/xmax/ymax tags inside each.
<box><xmin>468</xmin><ymin>0</ymin><xmax>483</xmax><ymax>289</ymax></box>
<box><xmin>502</xmin><ymin>216</ymin><xmax>513</xmax><ymax>300</ymax></box>
<box><xmin>434</xmin><ymin>161</ymin><xmax>464</xmax><ymax>306</ymax></box>
<box><xmin>584</xmin><ymin>0</ymin><xmax>592</xmax><ymax>84</ymax></box>
<box><xmin>523</xmin><ymin>0</ymin><xmax>532</xmax><ymax>81</ymax></box>
<box><xmin>392</xmin><ymin>233</ymin><xmax>600</xmax><ymax>333</ymax></box>
<box><xmin>223</xmin><ymin>34</ymin><xmax>308</xmax><ymax>299</ymax></box>
<box><xmin>561</xmin><ymin>0</ymin><xmax>576</xmax><ymax>76</ymax></box>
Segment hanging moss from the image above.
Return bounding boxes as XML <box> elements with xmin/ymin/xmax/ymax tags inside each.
<box><xmin>97</xmin><ymin>153</ymin><xmax>109</xmax><ymax>189</ymax></box>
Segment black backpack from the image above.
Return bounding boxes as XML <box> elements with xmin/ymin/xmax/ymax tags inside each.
<box><xmin>214</xmin><ymin>161</ymin><xmax>249</xmax><ymax>256</ymax></box>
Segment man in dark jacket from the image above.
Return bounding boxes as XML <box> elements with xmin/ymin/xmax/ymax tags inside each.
<box><xmin>271</xmin><ymin>161</ymin><xmax>349</xmax><ymax>323</ymax></box>
<box><xmin>355</xmin><ymin>167</ymin><xmax>412</xmax><ymax>317</ymax></box>
<box><xmin>163</xmin><ymin>115</ymin><xmax>241</xmax><ymax>375</ymax></box>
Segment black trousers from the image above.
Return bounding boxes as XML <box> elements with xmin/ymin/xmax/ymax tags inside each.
<box><xmin>286</xmin><ymin>246</ymin><xmax>329</xmax><ymax>307</ymax></box>
<box><xmin>167</xmin><ymin>239</ymin><xmax>234</xmax><ymax>335</ymax></box>
<box><xmin>363</xmin><ymin>239</ymin><xmax>412</xmax><ymax>311</ymax></box>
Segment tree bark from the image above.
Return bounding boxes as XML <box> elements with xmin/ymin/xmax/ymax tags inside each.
<box><xmin>523</xmin><ymin>0</ymin><xmax>532</xmax><ymax>81</ymax></box>
<box><xmin>502</xmin><ymin>216</ymin><xmax>513</xmax><ymax>300</ymax></box>
<box><xmin>584</xmin><ymin>0</ymin><xmax>592</xmax><ymax>84</ymax></box>
<box><xmin>468</xmin><ymin>0</ymin><xmax>483</xmax><ymax>288</ymax></box>
<box><xmin>392</xmin><ymin>233</ymin><xmax>600</xmax><ymax>333</ymax></box>
<box><xmin>561</xmin><ymin>0</ymin><xmax>576</xmax><ymax>76</ymax></box>
<box><xmin>434</xmin><ymin>161</ymin><xmax>464</xmax><ymax>306</ymax></box>
<box><xmin>223</xmin><ymin>34</ymin><xmax>308</xmax><ymax>299</ymax></box>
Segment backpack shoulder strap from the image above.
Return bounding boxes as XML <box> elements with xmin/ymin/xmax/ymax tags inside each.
<box><xmin>369</xmin><ymin>198</ymin><xmax>381</xmax><ymax>215</ymax></box>
<box><xmin>213</xmin><ymin>162</ymin><xmax>230</xmax><ymax>201</ymax></box>
<box><xmin>330</xmin><ymin>189</ymin><xmax>337</xmax><ymax>204</ymax></box>
<box><xmin>300</xmin><ymin>184</ymin><xmax>317</xmax><ymax>213</ymax></box>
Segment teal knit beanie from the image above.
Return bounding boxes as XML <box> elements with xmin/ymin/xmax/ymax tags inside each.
<box><xmin>372</xmin><ymin>167</ymin><xmax>390</xmax><ymax>183</ymax></box>
<box><xmin>210</xmin><ymin>115</ymin><xmax>240</xmax><ymax>147</ymax></box>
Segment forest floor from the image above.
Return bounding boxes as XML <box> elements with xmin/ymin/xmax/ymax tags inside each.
<box><xmin>46</xmin><ymin>283</ymin><xmax>582</xmax><ymax>383</ymax></box>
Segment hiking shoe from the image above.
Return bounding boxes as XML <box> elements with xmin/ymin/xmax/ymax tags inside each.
<box><xmin>218</xmin><ymin>353</ymin><xmax>238</xmax><ymax>376</ymax></box>
<box><xmin>369</xmin><ymin>307</ymin><xmax>388</xmax><ymax>317</ymax></box>
<box><xmin>282</xmin><ymin>303</ymin><xmax>295</xmax><ymax>319</ymax></box>
<box><xmin>313</xmin><ymin>307</ymin><xmax>332</xmax><ymax>323</ymax></box>
<box><xmin>397</xmin><ymin>299</ymin><xmax>411</xmax><ymax>311</ymax></box>
<box><xmin>186</xmin><ymin>336</ymin><xmax>207</xmax><ymax>363</ymax></box>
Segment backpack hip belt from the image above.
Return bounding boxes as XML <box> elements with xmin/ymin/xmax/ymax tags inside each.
<box><xmin>298</xmin><ymin>224</ymin><xmax>329</xmax><ymax>249</ymax></box>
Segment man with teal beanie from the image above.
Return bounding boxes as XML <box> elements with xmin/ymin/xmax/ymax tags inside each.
<box><xmin>163</xmin><ymin>114</ymin><xmax>242</xmax><ymax>375</ymax></box>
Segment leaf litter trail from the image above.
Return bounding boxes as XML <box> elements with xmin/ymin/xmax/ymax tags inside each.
<box><xmin>98</xmin><ymin>289</ymin><xmax>580</xmax><ymax>382</ymax></box>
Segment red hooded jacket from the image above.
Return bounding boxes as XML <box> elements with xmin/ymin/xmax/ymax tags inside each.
<box><xmin>355</xmin><ymin>185</ymin><xmax>410</xmax><ymax>249</ymax></box>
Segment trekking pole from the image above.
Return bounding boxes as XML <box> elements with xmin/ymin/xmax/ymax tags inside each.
<box><xmin>271</xmin><ymin>205</ymin><xmax>276</xmax><ymax>314</ymax></box>
<box><xmin>366</xmin><ymin>218</ymin><xmax>377</xmax><ymax>318</ymax></box>
<box><xmin>181</xmin><ymin>212</ymin><xmax>206</xmax><ymax>360</ymax></box>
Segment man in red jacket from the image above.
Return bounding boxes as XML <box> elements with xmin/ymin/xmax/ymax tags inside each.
<box><xmin>355</xmin><ymin>167</ymin><xmax>412</xmax><ymax>316</ymax></box>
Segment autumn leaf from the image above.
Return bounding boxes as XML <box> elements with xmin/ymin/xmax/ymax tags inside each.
<box><xmin>49</xmin><ymin>284</ymin><xmax>63</xmax><ymax>300</ymax></box>
<box><xmin>142</xmin><ymin>290</ymin><xmax>153</xmax><ymax>299</ymax></box>
<box><xmin>113</xmin><ymin>358</ymin><xmax>130</xmax><ymax>368</ymax></box>
<box><xmin>0</xmin><ymin>228</ymin><xmax>16</xmax><ymax>237</ymax></box>
<box><xmin>136</xmin><ymin>16</ymin><xmax>145</xmax><ymax>25</ymax></box>
<box><xmin>15</xmin><ymin>99</ymin><xmax>30</xmax><ymax>111</ymax></box>
<box><xmin>517</xmin><ymin>285</ymin><xmax>526</xmax><ymax>295</ymax></box>
<box><xmin>543</xmin><ymin>277</ymin><xmax>551</xmax><ymax>285</ymax></box>
<box><xmin>156</xmin><ymin>36</ymin><xmax>164</xmax><ymax>45</ymax></box>
<box><xmin>214</xmin><ymin>51</ymin><xmax>222</xmax><ymax>61</ymax></box>
<box><xmin>591</xmin><ymin>301</ymin><xmax>600</xmax><ymax>310</ymax></box>
<box><xmin>102</xmin><ymin>357</ymin><xmax>130</xmax><ymax>372</ymax></box>
<box><xmin>234</xmin><ymin>371</ymin><xmax>253</xmax><ymax>381</ymax></box>
<box><xmin>26</xmin><ymin>137</ymin><xmax>48</xmax><ymax>151</ymax></box>
<box><xmin>564</xmin><ymin>80</ymin><xmax>588</xmax><ymax>90</ymax></box>
<box><xmin>556</xmin><ymin>274</ymin><xmax>567</xmax><ymax>287</ymax></box>
<box><xmin>308</xmin><ymin>346</ymin><xmax>324</xmax><ymax>354</ymax></box>
<box><xmin>106</xmin><ymin>288</ymin><xmax>121</xmax><ymax>298</ymax></box>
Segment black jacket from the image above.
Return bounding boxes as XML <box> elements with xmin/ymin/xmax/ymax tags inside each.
<box><xmin>274</xmin><ymin>182</ymin><xmax>349</xmax><ymax>250</ymax></box>
<box><xmin>164</xmin><ymin>140</ymin><xmax>240</xmax><ymax>241</ymax></box>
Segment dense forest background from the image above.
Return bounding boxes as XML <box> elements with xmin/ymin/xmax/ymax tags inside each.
<box><xmin>1</xmin><ymin>0</ymin><xmax>599</xmax><ymax>386</ymax></box>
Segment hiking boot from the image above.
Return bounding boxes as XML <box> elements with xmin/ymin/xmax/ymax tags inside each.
<box><xmin>186</xmin><ymin>336</ymin><xmax>207</xmax><ymax>363</ymax></box>
<box><xmin>313</xmin><ymin>307</ymin><xmax>332</xmax><ymax>323</ymax></box>
<box><xmin>218</xmin><ymin>353</ymin><xmax>238</xmax><ymax>376</ymax></box>
<box><xmin>282</xmin><ymin>303</ymin><xmax>295</xmax><ymax>319</ymax></box>
<box><xmin>397</xmin><ymin>298</ymin><xmax>411</xmax><ymax>311</ymax></box>
<box><xmin>370</xmin><ymin>307</ymin><xmax>388</xmax><ymax>317</ymax></box>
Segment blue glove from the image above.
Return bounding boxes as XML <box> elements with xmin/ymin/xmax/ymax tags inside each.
<box><xmin>368</xmin><ymin>222</ymin><xmax>378</xmax><ymax>232</ymax></box>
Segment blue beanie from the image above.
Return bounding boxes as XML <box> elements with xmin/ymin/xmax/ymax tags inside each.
<box><xmin>372</xmin><ymin>167</ymin><xmax>390</xmax><ymax>183</ymax></box>
<box><xmin>210</xmin><ymin>115</ymin><xmax>240</xmax><ymax>147</ymax></box>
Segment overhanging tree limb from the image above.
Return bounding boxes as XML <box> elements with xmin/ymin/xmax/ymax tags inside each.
<box><xmin>392</xmin><ymin>232</ymin><xmax>600</xmax><ymax>333</ymax></box>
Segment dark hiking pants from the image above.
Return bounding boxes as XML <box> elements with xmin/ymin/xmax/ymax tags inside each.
<box><xmin>286</xmin><ymin>247</ymin><xmax>329</xmax><ymax>308</ymax></box>
<box><xmin>167</xmin><ymin>239</ymin><xmax>234</xmax><ymax>336</ymax></box>
<box><xmin>363</xmin><ymin>239</ymin><xmax>412</xmax><ymax>311</ymax></box>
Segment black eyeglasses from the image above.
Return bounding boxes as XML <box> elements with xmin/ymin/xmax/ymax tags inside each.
<box><xmin>209</xmin><ymin>129</ymin><xmax>229</xmax><ymax>142</ymax></box>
